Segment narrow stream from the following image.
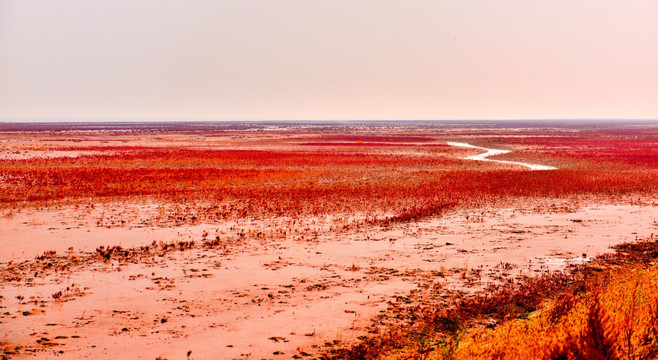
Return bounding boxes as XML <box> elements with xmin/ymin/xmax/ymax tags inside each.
<box><xmin>446</xmin><ymin>141</ymin><xmax>557</xmax><ymax>170</ymax></box>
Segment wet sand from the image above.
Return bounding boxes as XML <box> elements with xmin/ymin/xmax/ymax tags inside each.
<box><xmin>1</xmin><ymin>202</ymin><xmax>656</xmax><ymax>359</ymax></box>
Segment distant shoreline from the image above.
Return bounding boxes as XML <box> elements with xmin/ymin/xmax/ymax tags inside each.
<box><xmin>1</xmin><ymin>119</ymin><xmax>657</xmax><ymax>133</ymax></box>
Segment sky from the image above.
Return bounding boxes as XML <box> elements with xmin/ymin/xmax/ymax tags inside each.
<box><xmin>1</xmin><ymin>1</ymin><xmax>657</xmax><ymax>121</ymax></box>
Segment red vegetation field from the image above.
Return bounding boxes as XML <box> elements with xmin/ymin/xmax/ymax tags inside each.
<box><xmin>1</xmin><ymin>122</ymin><xmax>656</xmax><ymax>224</ymax></box>
<box><xmin>489</xmin><ymin>127</ymin><xmax>658</xmax><ymax>169</ymax></box>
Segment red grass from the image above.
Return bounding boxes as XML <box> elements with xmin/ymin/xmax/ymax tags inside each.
<box><xmin>490</xmin><ymin>130</ymin><xmax>658</xmax><ymax>169</ymax></box>
<box><xmin>1</xmin><ymin>126</ymin><xmax>656</xmax><ymax>223</ymax></box>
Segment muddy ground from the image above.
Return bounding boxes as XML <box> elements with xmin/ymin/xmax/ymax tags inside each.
<box><xmin>1</xmin><ymin>200</ymin><xmax>656</xmax><ymax>359</ymax></box>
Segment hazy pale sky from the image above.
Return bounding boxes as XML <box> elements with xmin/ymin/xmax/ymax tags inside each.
<box><xmin>1</xmin><ymin>1</ymin><xmax>657</xmax><ymax>121</ymax></box>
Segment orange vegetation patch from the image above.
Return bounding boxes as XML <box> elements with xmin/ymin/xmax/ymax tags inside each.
<box><xmin>453</xmin><ymin>264</ymin><xmax>658</xmax><ymax>359</ymax></box>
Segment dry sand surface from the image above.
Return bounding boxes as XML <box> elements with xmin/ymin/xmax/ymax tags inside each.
<box><xmin>1</xmin><ymin>201</ymin><xmax>657</xmax><ymax>359</ymax></box>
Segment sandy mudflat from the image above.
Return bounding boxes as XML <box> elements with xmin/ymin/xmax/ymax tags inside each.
<box><xmin>1</xmin><ymin>201</ymin><xmax>656</xmax><ymax>359</ymax></box>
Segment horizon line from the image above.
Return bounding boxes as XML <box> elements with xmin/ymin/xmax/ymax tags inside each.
<box><xmin>2</xmin><ymin>118</ymin><xmax>658</xmax><ymax>124</ymax></box>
